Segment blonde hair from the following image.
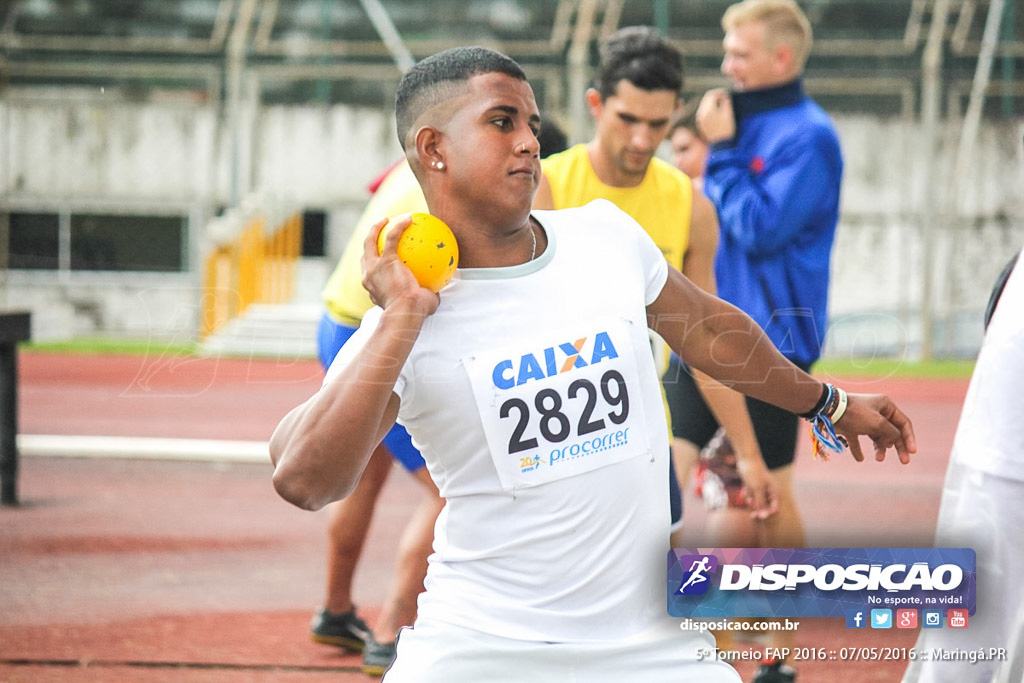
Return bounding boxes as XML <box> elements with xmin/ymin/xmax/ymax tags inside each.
<box><xmin>722</xmin><ymin>0</ymin><xmax>813</xmax><ymax>70</ymax></box>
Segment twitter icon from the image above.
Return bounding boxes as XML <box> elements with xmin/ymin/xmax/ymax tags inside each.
<box><xmin>870</xmin><ymin>609</ymin><xmax>892</xmax><ymax>629</ymax></box>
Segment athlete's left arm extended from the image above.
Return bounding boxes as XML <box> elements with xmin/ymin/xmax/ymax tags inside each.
<box><xmin>647</xmin><ymin>267</ymin><xmax>916</xmax><ymax>464</ymax></box>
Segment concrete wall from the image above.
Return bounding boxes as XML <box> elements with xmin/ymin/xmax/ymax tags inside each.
<box><xmin>2</xmin><ymin>95</ymin><xmax>1022</xmax><ymax>356</ymax></box>
<box><xmin>0</xmin><ymin>92</ymin><xmax>402</xmax><ymax>205</ymax></box>
<box><xmin>827</xmin><ymin>117</ymin><xmax>1024</xmax><ymax>358</ymax></box>
<box><xmin>2</xmin><ymin>98</ymin><xmax>218</xmax><ymax>202</ymax></box>
<box><xmin>0</xmin><ymin>94</ymin><xmax>399</xmax><ymax>341</ymax></box>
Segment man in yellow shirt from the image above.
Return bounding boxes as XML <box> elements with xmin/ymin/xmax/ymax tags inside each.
<box><xmin>534</xmin><ymin>27</ymin><xmax>775</xmax><ymax>540</ymax></box>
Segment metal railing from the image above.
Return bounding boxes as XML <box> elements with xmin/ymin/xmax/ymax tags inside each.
<box><xmin>200</xmin><ymin>204</ymin><xmax>301</xmax><ymax>339</ymax></box>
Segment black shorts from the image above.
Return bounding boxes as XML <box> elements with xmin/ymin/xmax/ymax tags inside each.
<box><xmin>668</xmin><ymin>451</ymin><xmax>681</xmax><ymax>526</ymax></box>
<box><xmin>662</xmin><ymin>355</ymin><xmax>811</xmax><ymax>471</ymax></box>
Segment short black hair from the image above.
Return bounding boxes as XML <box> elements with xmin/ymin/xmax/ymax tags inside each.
<box><xmin>537</xmin><ymin>115</ymin><xmax>568</xmax><ymax>159</ymax></box>
<box><xmin>395</xmin><ymin>46</ymin><xmax>528</xmax><ymax>150</ymax></box>
<box><xmin>593</xmin><ymin>26</ymin><xmax>684</xmax><ymax>100</ymax></box>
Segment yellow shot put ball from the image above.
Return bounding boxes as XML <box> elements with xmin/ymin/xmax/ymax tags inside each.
<box><xmin>377</xmin><ymin>213</ymin><xmax>459</xmax><ymax>293</ymax></box>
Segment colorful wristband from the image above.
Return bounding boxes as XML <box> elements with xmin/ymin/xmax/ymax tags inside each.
<box><xmin>828</xmin><ymin>387</ymin><xmax>849</xmax><ymax>424</ymax></box>
<box><xmin>802</xmin><ymin>383</ymin><xmax>850</xmax><ymax>461</ymax></box>
<box><xmin>798</xmin><ymin>383</ymin><xmax>831</xmax><ymax>419</ymax></box>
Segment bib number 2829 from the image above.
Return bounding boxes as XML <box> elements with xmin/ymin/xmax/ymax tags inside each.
<box><xmin>498</xmin><ymin>369</ymin><xmax>629</xmax><ymax>454</ymax></box>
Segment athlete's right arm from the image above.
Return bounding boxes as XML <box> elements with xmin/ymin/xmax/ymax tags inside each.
<box><xmin>270</xmin><ymin>217</ymin><xmax>439</xmax><ymax>511</ymax></box>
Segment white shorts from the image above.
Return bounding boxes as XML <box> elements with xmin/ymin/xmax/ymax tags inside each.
<box><xmin>382</xmin><ymin>617</ymin><xmax>741</xmax><ymax>683</ymax></box>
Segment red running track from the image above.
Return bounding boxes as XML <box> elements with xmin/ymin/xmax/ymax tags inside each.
<box><xmin>1</xmin><ymin>351</ymin><xmax>969</xmax><ymax>681</ymax></box>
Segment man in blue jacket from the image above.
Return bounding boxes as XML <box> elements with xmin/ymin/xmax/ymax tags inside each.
<box><xmin>692</xmin><ymin>1</ymin><xmax>843</xmax><ymax>682</ymax></box>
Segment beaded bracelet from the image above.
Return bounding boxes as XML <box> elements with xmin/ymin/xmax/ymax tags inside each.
<box><xmin>804</xmin><ymin>383</ymin><xmax>849</xmax><ymax>461</ymax></box>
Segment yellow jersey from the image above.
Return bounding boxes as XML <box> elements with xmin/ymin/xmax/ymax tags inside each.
<box><xmin>540</xmin><ymin>144</ymin><xmax>693</xmax><ymax>270</ymax></box>
<box><xmin>542</xmin><ymin>143</ymin><xmax>694</xmax><ymax>405</ymax></box>
<box><xmin>322</xmin><ymin>160</ymin><xmax>427</xmax><ymax>326</ymax></box>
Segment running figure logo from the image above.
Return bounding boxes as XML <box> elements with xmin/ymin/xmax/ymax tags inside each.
<box><xmin>676</xmin><ymin>554</ymin><xmax>718</xmax><ymax>595</ymax></box>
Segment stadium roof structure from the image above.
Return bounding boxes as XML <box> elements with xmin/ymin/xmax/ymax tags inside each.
<box><xmin>0</xmin><ymin>0</ymin><xmax>1021</xmax><ymax>118</ymax></box>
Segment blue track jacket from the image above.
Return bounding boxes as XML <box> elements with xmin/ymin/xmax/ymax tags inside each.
<box><xmin>703</xmin><ymin>79</ymin><xmax>843</xmax><ymax>367</ymax></box>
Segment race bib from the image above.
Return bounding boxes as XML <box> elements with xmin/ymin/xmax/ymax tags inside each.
<box><xmin>464</xmin><ymin>317</ymin><xmax>651</xmax><ymax>491</ymax></box>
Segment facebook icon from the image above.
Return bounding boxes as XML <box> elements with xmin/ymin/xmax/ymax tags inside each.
<box><xmin>845</xmin><ymin>609</ymin><xmax>866</xmax><ymax>629</ymax></box>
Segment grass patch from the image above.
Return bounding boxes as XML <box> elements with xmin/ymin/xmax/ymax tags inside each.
<box><xmin>815</xmin><ymin>357</ymin><xmax>976</xmax><ymax>379</ymax></box>
<box><xmin>25</xmin><ymin>337</ymin><xmax>200</xmax><ymax>357</ymax></box>
<box><xmin>25</xmin><ymin>339</ymin><xmax>976</xmax><ymax>380</ymax></box>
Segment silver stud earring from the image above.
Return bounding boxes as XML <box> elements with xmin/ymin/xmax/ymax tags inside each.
<box><xmin>435</xmin><ymin>160</ymin><xmax>445</xmax><ymax>170</ymax></box>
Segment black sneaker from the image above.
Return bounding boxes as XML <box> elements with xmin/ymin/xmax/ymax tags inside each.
<box><xmin>362</xmin><ymin>639</ymin><xmax>397</xmax><ymax>677</ymax></box>
<box><xmin>310</xmin><ymin>607</ymin><xmax>372</xmax><ymax>652</ymax></box>
<box><xmin>752</xmin><ymin>659</ymin><xmax>797</xmax><ymax>683</ymax></box>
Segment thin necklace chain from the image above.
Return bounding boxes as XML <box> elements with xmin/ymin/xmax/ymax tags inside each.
<box><xmin>529</xmin><ymin>226</ymin><xmax>537</xmax><ymax>261</ymax></box>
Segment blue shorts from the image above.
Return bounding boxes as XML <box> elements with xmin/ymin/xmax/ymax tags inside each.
<box><xmin>317</xmin><ymin>311</ymin><xmax>426</xmax><ymax>473</ymax></box>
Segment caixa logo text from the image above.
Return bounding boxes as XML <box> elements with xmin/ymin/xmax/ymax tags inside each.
<box><xmin>719</xmin><ymin>563</ymin><xmax>964</xmax><ymax>592</ymax></box>
<box><xmin>491</xmin><ymin>332</ymin><xmax>619</xmax><ymax>390</ymax></box>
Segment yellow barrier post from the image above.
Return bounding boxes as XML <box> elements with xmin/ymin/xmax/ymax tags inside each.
<box><xmin>200</xmin><ymin>207</ymin><xmax>303</xmax><ymax>339</ymax></box>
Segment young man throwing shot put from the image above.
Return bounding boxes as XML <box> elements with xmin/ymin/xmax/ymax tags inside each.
<box><xmin>269</xmin><ymin>46</ymin><xmax>915</xmax><ymax>682</ymax></box>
